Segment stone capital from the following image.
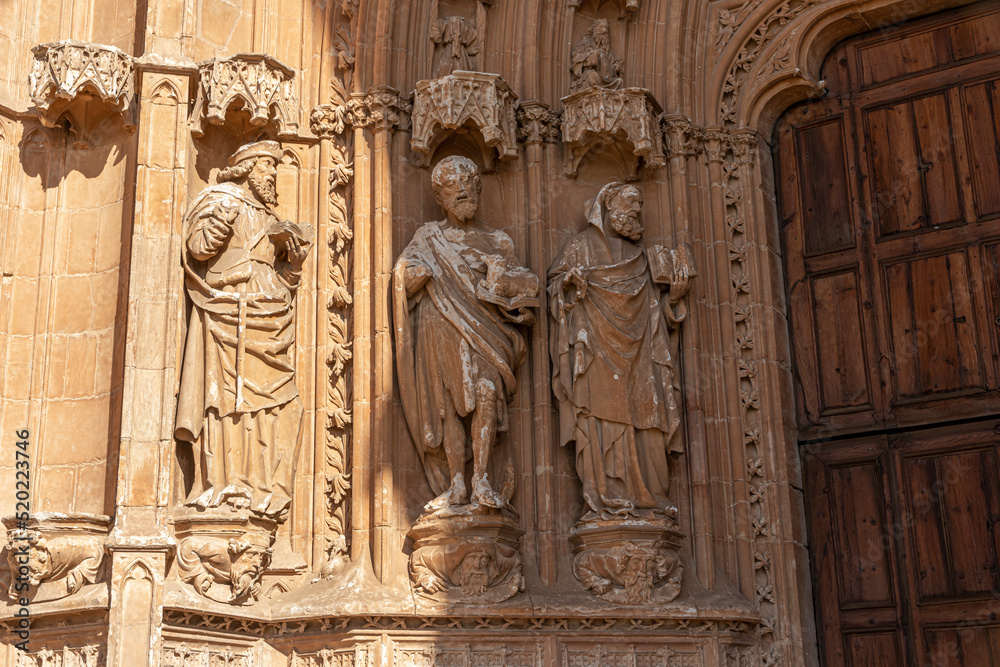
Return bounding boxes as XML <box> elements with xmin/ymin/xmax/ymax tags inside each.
<box><xmin>516</xmin><ymin>101</ymin><xmax>561</xmax><ymax>146</ymax></box>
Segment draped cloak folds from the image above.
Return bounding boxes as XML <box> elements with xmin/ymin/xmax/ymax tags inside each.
<box><xmin>174</xmin><ymin>181</ymin><xmax>304</xmax><ymax>518</ymax></box>
<box><xmin>393</xmin><ymin>221</ymin><xmax>528</xmax><ymax>497</ymax></box>
<box><xmin>548</xmin><ymin>202</ymin><xmax>682</xmax><ymax>516</ymax></box>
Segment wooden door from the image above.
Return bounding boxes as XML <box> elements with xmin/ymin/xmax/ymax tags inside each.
<box><xmin>774</xmin><ymin>3</ymin><xmax>1000</xmax><ymax>665</ymax></box>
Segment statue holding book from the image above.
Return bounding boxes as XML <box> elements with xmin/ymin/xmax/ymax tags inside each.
<box><xmin>175</xmin><ymin>140</ymin><xmax>313</xmax><ymax>523</ymax></box>
<box><xmin>548</xmin><ymin>181</ymin><xmax>694</xmax><ymax>604</ymax></box>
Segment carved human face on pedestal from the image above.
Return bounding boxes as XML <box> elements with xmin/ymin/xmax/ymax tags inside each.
<box><xmin>608</xmin><ymin>186</ymin><xmax>644</xmax><ymax>241</ymax></box>
<box><xmin>432</xmin><ymin>156</ymin><xmax>482</xmax><ymax>224</ymax></box>
<box><xmin>248</xmin><ymin>156</ymin><xmax>278</xmax><ymax>207</ymax></box>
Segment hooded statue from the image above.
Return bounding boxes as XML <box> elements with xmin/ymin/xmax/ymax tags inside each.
<box><xmin>548</xmin><ymin>182</ymin><xmax>690</xmax><ymax>520</ymax></box>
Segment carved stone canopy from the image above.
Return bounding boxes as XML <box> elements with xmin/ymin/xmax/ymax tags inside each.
<box><xmin>567</xmin><ymin>0</ymin><xmax>638</xmax><ymax>18</ymax></box>
<box><xmin>28</xmin><ymin>40</ymin><xmax>136</xmax><ymax>137</ymax></box>
<box><xmin>560</xmin><ymin>86</ymin><xmax>665</xmax><ymax>179</ymax></box>
<box><xmin>410</xmin><ymin>71</ymin><xmax>519</xmax><ymax>169</ymax></box>
<box><xmin>191</xmin><ymin>53</ymin><xmax>299</xmax><ymax>139</ymax></box>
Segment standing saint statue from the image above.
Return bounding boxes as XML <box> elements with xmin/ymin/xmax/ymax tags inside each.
<box><xmin>393</xmin><ymin>156</ymin><xmax>539</xmax><ymax>513</ymax></box>
<box><xmin>175</xmin><ymin>140</ymin><xmax>313</xmax><ymax>522</ymax></box>
<box><xmin>430</xmin><ymin>16</ymin><xmax>480</xmax><ymax>77</ymax></box>
<box><xmin>569</xmin><ymin>18</ymin><xmax>624</xmax><ymax>93</ymax></box>
<box><xmin>549</xmin><ymin>182</ymin><xmax>692</xmax><ymax>521</ymax></box>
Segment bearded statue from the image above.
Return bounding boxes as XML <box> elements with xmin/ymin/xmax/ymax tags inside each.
<box><xmin>175</xmin><ymin>140</ymin><xmax>313</xmax><ymax>522</ymax></box>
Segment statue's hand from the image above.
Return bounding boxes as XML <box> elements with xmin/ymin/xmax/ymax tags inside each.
<box><xmin>563</xmin><ymin>266</ymin><xmax>588</xmax><ymax>308</ymax></box>
<box><xmin>403</xmin><ymin>261</ymin><xmax>432</xmax><ymax>297</ymax></box>
<box><xmin>285</xmin><ymin>235</ymin><xmax>308</xmax><ymax>266</ymax></box>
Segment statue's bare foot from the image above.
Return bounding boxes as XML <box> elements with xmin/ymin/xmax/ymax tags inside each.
<box><xmin>424</xmin><ymin>475</ymin><xmax>468</xmax><ymax>512</ymax></box>
<box><xmin>470</xmin><ymin>475</ymin><xmax>504</xmax><ymax>508</ymax></box>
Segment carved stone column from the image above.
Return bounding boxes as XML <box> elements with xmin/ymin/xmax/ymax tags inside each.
<box><xmin>365</xmin><ymin>86</ymin><xmax>408</xmax><ymax>582</ymax></box>
<box><xmin>105</xmin><ymin>60</ymin><xmax>196</xmax><ymax>667</ymax></box>
<box><xmin>516</xmin><ymin>101</ymin><xmax>561</xmax><ymax>586</ymax></box>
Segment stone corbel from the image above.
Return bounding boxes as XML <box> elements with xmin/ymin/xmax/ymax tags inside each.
<box><xmin>27</xmin><ymin>40</ymin><xmax>136</xmax><ymax>146</ymax></box>
<box><xmin>567</xmin><ymin>0</ymin><xmax>638</xmax><ymax>19</ymax></box>
<box><xmin>365</xmin><ymin>85</ymin><xmax>410</xmax><ymax>133</ymax></box>
<box><xmin>1</xmin><ymin>513</ymin><xmax>109</xmax><ymax>602</ymax></box>
<box><xmin>410</xmin><ymin>71</ymin><xmax>519</xmax><ymax>170</ymax></box>
<box><xmin>560</xmin><ymin>86</ymin><xmax>665</xmax><ymax>179</ymax></box>
<box><xmin>516</xmin><ymin>101</ymin><xmax>561</xmax><ymax>146</ymax></box>
<box><xmin>191</xmin><ymin>53</ymin><xmax>299</xmax><ymax>139</ymax></box>
<box><xmin>660</xmin><ymin>114</ymin><xmax>702</xmax><ymax>159</ymax></box>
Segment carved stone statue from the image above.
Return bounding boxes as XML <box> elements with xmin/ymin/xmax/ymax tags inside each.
<box><xmin>393</xmin><ymin>155</ymin><xmax>537</xmax><ymax>603</ymax></box>
<box><xmin>393</xmin><ymin>155</ymin><xmax>538</xmax><ymax>513</ymax></box>
<box><xmin>569</xmin><ymin>19</ymin><xmax>623</xmax><ymax>93</ymax></box>
<box><xmin>431</xmin><ymin>16</ymin><xmax>480</xmax><ymax>77</ymax></box>
<box><xmin>548</xmin><ymin>182</ymin><xmax>693</xmax><ymax>604</ymax></box>
<box><xmin>175</xmin><ymin>140</ymin><xmax>313</xmax><ymax>522</ymax></box>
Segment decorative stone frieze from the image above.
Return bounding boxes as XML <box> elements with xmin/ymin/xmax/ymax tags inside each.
<box><xmin>560</xmin><ymin>86</ymin><xmax>665</xmax><ymax>178</ymax></box>
<box><xmin>290</xmin><ymin>644</ymin><xmax>376</xmax><ymax>667</ymax></box>
<box><xmin>27</xmin><ymin>40</ymin><xmax>136</xmax><ymax>139</ymax></box>
<box><xmin>160</xmin><ymin>643</ymin><xmax>256</xmax><ymax>667</ymax></box>
<box><xmin>191</xmin><ymin>53</ymin><xmax>299</xmax><ymax>138</ymax></box>
<box><xmin>15</xmin><ymin>645</ymin><xmax>103</xmax><ymax>667</ymax></box>
<box><xmin>1</xmin><ymin>513</ymin><xmax>109</xmax><ymax>602</ymax></box>
<box><xmin>410</xmin><ymin>71</ymin><xmax>519</xmax><ymax>168</ymax></box>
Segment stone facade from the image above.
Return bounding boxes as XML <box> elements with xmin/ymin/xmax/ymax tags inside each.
<box><xmin>0</xmin><ymin>0</ymin><xmax>980</xmax><ymax>665</ymax></box>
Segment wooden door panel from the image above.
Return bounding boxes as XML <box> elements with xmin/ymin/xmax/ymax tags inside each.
<box><xmin>900</xmin><ymin>448</ymin><xmax>1000</xmax><ymax>599</ymax></box>
<box><xmin>797</xmin><ymin>118</ymin><xmax>856</xmax><ymax>255</ymax></box>
<box><xmin>829</xmin><ymin>461</ymin><xmax>896</xmax><ymax>605</ymax></box>
<box><xmin>865</xmin><ymin>94</ymin><xmax>964</xmax><ymax>237</ymax></box>
<box><xmin>925</xmin><ymin>627</ymin><xmax>1000</xmax><ymax>666</ymax></box>
<box><xmin>811</xmin><ymin>271</ymin><xmax>873</xmax><ymax>415</ymax></box>
<box><xmin>963</xmin><ymin>77</ymin><xmax>1000</xmax><ymax>220</ymax></box>
<box><xmin>855</xmin><ymin>7</ymin><xmax>1000</xmax><ymax>90</ymax></box>
<box><xmin>883</xmin><ymin>250</ymin><xmax>984</xmax><ymax>401</ymax></box>
<box><xmin>846</xmin><ymin>632</ymin><xmax>906</xmax><ymax>667</ymax></box>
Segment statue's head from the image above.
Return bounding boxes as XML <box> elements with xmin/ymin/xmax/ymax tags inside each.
<box><xmin>603</xmin><ymin>183</ymin><xmax>644</xmax><ymax>241</ymax></box>
<box><xmin>432</xmin><ymin>156</ymin><xmax>482</xmax><ymax>223</ymax></box>
<box><xmin>219</xmin><ymin>140</ymin><xmax>283</xmax><ymax>208</ymax></box>
<box><xmin>591</xmin><ymin>19</ymin><xmax>611</xmax><ymax>46</ymax></box>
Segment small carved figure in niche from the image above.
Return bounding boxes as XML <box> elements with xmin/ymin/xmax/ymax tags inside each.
<box><xmin>549</xmin><ymin>182</ymin><xmax>693</xmax><ymax>604</ymax></box>
<box><xmin>393</xmin><ymin>156</ymin><xmax>539</xmax><ymax>513</ymax></box>
<box><xmin>569</xmin><ymin>19</ymin><xmax>623</xmax><ymax>93</ymax></box>
<box><xmin>175</xmin><ymin>140</ymin><xmax>314</xmax><ymax>522</ymax></box>
<box><xmin>431</xmin><ymin>16</ymin><xmax>480</xmax><ymax>77</ymax></box>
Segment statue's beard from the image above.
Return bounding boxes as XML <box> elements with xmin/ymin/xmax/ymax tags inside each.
<box><xmin>459</xmin><ymin>567</ymin><xmax>490</xmax><ymax>596</ymax></box>
<box><xmin>610</xmin><ymin>212</ymin><xmax>643</xmax><ymax>241</ymax></box>
<box><xmin>444</xmin><ymin>198</ymin><xmax>478</xmax><ymax>222</ymax></box>
<box><xmin>623</xmin><ymin>564</ymin><xmax>654</xmax><ymax>603</ymax></box>
<box><xmin>249</xmin><ymin>172</ymin><xmax>278</xmax><ymax>207</ymax></box>
<box><xmin>230</xmin><ymin>561</ymin><xmax>262</xmax><ymax>600</ymax></box>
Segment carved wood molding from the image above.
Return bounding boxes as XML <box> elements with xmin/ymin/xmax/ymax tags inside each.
<box><xmin>410</xmin><ymin>71</ymin><xmax>519</xmax><ymax>168</ymax></box>
<box><xmin>191</xmin><ymin>53</ymin><xmax>299</xmax><ymax>138</ymax></box>
<box><xmin>27</xmin><ymin>40</ymin><xmax>136</xmax><ymax>142</ymax></box>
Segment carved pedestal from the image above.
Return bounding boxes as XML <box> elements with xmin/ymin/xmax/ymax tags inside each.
<box><xmin>173</xmin><ymin>510</ymin><xmax>276</xmax><ymax>606</ymax></box>
<box><xmin>570</xmin><ymin>514</ymin><xmax>683</xmax><ymax>605</ymax></box>
<box><xmin>407</xmin><ymin>506</ymin><xmax>524</xmax><ymax>604</ymax></box>
<box><xmin>1</xmin><ymin>513</ymin><xmax>109</xmax><ymax>603</ymax></box>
